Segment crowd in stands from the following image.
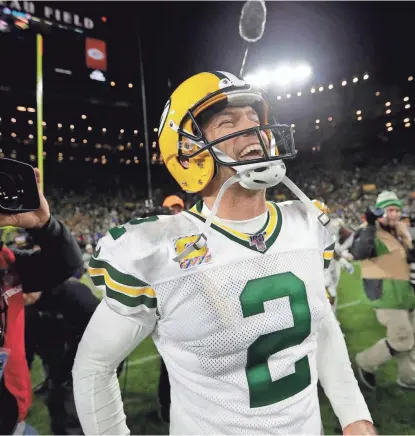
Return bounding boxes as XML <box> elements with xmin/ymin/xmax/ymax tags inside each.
<box><xmin>3</xmin><ymin>147</ymin><xmax>414</xmax><ymax>252</ymax></box>
<box><xmin>48</xmin><ymin>151</ymin><xmax>415</xmax><ymax>250</ymax></box>
<box><xmin>272</xmin><ymin>150</ymin><xmax>415</xmax><ymax>228</ymax></box>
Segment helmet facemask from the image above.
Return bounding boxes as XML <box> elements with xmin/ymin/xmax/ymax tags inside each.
<box><xmin>169</xmin><ymin>93</ymin><xmax>296</xmax><ymax>192</ymax></box>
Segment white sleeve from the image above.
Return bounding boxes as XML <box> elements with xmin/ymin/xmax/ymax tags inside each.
<box><xmin>88</xmin><ymin>226</ymin><xmax>158</xmax><ymax>323</ymax></box>
<box><xmin>316</xmin><ymin>301</ymin><xmax>373</xmax><ymax>429</ymax></box>
<box><xmin>72</xmin><ymin>300</ymin><xmax>155</xmax><ymax>435</ymax></box>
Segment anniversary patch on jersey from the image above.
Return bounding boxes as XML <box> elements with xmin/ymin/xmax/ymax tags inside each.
<box><xmin>249</xmin><ymin>231</ymin><xmax>267</xmax><ymax>252</ymax></box>
<box><xmin>174</xmin><ymin>235</ymin><xmax>212</xmax><ymax>270</ymax></box>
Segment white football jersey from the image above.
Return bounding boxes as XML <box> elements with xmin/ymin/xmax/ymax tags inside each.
<box><xmin>88</xmin><ymin>200</ymin><xmax>335</xmax><ymax>435</ymax></box>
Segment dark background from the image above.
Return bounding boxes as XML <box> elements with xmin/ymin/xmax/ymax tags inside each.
<box><xmin>1</xmin><ymin>1</ymin><xmax>415</xmax><ymax>197</ymax></box>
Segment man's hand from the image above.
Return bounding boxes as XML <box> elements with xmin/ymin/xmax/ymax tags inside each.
<box><xmin>343</xmin><ymin>420</ymin><xmax>377</xmax><ymax>435</ymax></box>
<box><xmin>0</xmin><ymin>168</ymin><xmax>50</xmax><ymax>229</ymax></box>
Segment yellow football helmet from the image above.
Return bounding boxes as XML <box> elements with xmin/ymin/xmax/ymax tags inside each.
<box><xmin>158</xmin><ymin>71</ymin><xmax>295</xmax><ymax>193</ymax></box>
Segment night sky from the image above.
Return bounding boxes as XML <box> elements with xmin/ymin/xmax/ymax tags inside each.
<box><xmin>104</xmin><ymin>1</ymin><xmax>415</xmax><ymax>127</ymax></box>
<box><xmin>2</xmin><ymin>1</ymin><xmax>415</xmax><ymax>141</ymax></box>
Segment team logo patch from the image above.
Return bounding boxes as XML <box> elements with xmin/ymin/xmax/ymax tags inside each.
<box><xmin>174</xmin><ymin>235</ymin><xmax>212</xmax><ymax>270</ymax></box>
<box><xmin>249</xmin><ymin>231</ymin><xmax>267</xmax><ymax>252</ymax></box>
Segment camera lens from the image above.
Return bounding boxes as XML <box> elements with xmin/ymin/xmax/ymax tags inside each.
<box><xmin>0</xmin><ymin>172</ymin><xmax>19</xmax><ymax>210</ymax></box>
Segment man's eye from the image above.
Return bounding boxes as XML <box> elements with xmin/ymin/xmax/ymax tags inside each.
<box><xmin>218</xmin><ymin>119</ymin><xmax>233</xmax><ymax>127</ymax></box>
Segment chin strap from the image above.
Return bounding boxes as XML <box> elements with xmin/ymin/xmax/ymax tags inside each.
<box><xmin>173</xmin><ymin>173</ymin><xmax>241</xmax><ymax>262</ymax></box>
<box><xmin>281</xmin><ymin>176</ymin><xmax>337</xmax><ymax>237</ymax></box>
<box><xmin>173</xmin><ymin>171</ymin><xmax>336</xmax><ymax>263</ymax></box>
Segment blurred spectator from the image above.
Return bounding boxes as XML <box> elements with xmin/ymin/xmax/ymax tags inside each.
<box><xmin>162</xmin><ymin>195</ymin><xmax>185</xmax><ymax>215</ymax></box>
<box><xmin>0</xmin><ymin>170</ymin><xmax>83</xmax><ymax>435</ymax></box>
<box><xmin>350</xmin><ymin>191</ymin><xmax>415</xmax><ymax>390</ymax></box>
<box><xmin>25</xmin><ymin>277</ymin><xmax>102</xmax><ymax>435</ymax></box>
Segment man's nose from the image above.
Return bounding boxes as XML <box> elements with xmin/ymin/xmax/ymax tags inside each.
<box><xmin>241</xmin><ymin>117</ymin><xmax>259</xmax><ymax>134</ymax></box>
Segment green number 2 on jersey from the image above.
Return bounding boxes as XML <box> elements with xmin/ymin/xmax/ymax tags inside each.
<box><xmin>240</xmin><ymin>272</ymin><xmax>311</xmax><ymax>408</ymax></box>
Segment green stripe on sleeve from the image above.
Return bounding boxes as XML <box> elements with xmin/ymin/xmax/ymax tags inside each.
<box><xmin>324</xmin><ymin>259</ymin><xmax>332</xmax><ymax>269</ymax></box>
<box><xmin>91</xmin><ymin>275</ymin><xmax>157</xmax><ymax>309</ymax></box>
<box><xmin>324</xmin><ymin>242</ymin><xmax>335</xmax><ymax>252</ymax></box>
<box><xmin>89</xmin><ymin>257</ymin><xmax>148</xmax><ymax>287</ymax></box>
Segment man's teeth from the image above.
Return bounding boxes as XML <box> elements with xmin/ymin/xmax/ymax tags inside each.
<box><xmin>240</xmin><ymin>145</ymin><xmax>263</xmax><ymax>157</ymax></box>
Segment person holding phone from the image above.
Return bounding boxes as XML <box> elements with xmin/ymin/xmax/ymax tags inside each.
<box><xmin>0</xmin><ymin>167</ymin><xmax>83</xmax><ymax>435</ymax></box>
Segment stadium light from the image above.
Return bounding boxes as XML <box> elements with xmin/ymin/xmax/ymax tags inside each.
<box><xmin>387</xmin><ymin>126</ymin><xmax>393</xmax><ymax>131</ymax></box>
<box><xmin>363</xmin><ymin>73</ymin><xmax>369</xmax><ymax>80</ymax></box>
<box><xmin>83</xmin><ymin>139</ymin><xmax>87</xmax><ymax>144</ymax></box>
<box><xmin>245</xmin><ymin>69</ymin><xmax>270</xmax><ymax>87</ymax></box>
<box><xmin>277</xmin><ymin>96</ymin><xmax>282</xmax><ymax>100</ymax></box>
<box><xmin>274</xmin><ymin>66</ymin><xmax>294</xmax><ymax>86</ymax></box>
<box><xmin>245</xmin><ymin>63</ymin><xmax>312</xmax><ymax>88</ymax></box>
<box><xmin>120</xmin><ymin>129</ymin><xmax>125</xmax><ymax>133</ymax></box>
<box><xmin>88</xmin><ymin>126</ymin><xmax>92</xmax><ymax>131</ymax></box>
<box><xmin>153</xmin><ymin>128</ymin><xmax>158</xmax><ymax>132</ymax></box>
<box><xmin>315</xmin><ymin>125</ymin><xmax>319</xmax><ymax>130</ymax></box>
<box><xmin>353</xmin><ymin>77</ymin><xmax>358</xmax><ymax>83</ymax></box>
<box><xmin>315</xmin><ymin>119</ymin><xmax>320</xmax><ymax>124</ymax></box>
<box><xmin>385</xmin><ymin>101</ymin><xmax>391</xmax><ymax>106</ymax></box>
<box><xmin>58</xmin><ymin>123</ymin><xmax>62</xmax><ymax>128</ymax></box>
<box><xmin>286</xmin><ymin>93</ymin><xmax>291</xmax><ymax>98</ymax></box>
<box><xmin>42</xmin><ymin>121</ymin><xmax>46</xmax><ymax>127</ymax></box>
<box><xmin>82</xmin><ymin>114</ymin><xmax>87</xmax><ymax>119</ymax></box>
<box><xmin>405</xmin><ymin>122</ymin><xmax>411</xmax><ymax>127</ymax></box>
<box><xmin>70</xmin><ymin>124</ymin><xmax>74</xmax><ymax>129</ymax></box>
<box><xmin>409</xmin><ymin>76</ymin><xmax>413</xmax><ymax>81</ymax></box>
<box><xmin>111</xmin><ymin>81</ymin><xmax>116</xmax><ymax>87</ymax></box>
<box><xmin>102</xmin><ymin>128</ymin><xmax>107</xmax><ymax>132</ymax></box>
<box><xmin>29</xmin><ymin>134</ymin><xmax>34</xmax><ymax>139</ymax></box>
<box><xmin>128</xmin><ymin>83</ymin><xmax>133</xmax><ymax>88</ymax></box>
<box><xmin>134</xmin><ymin>130</ymin><xmax>138</xmax><ymax>135</ymax></box>
<box><xmin>27</xmin><ymin>108</ymin><xmax>35</xmax><ymax>113</ymax></box>
<box><xmin>357</xmin><ymin>116</ymin><xmax>362</xmax><ymax>121</ymax></box>
<box><xmin>17</xmin><ymin>106</ymin><xmax>26</xmax><ymax>112</ymax></box>
<box><xmin>375</xmin><ymin>91</ymin><xmax>380</xmax><ymax>96</ymax></box>
<box><xmin>404</xmin><ymin>118</ymin><xmax>410</xmax><ymax>123</ymax></box>
<box><xmin>356</xmin><ymin>110</ymin><xmax>362</xmax><ymax>115</ymax></box>
<box><xmin>311</xmin><ymin>87</ymin><xmax>316</xmax><ymax>93</ymax></box>
<box><xmin>341</xmin><ymin>80</ymin><xmax>347</xmax><ymax>86</ymax></box>
<box><xmin>328</xmin><ymin>84</ymin><xmax>333</xmax><ymax>89</ymax></box>
<box><xmin>291</xmin><ymin>124</ymin><xmax>295</xmax><ymax>128</ymax></box>
<box><xmin>297</xmin><ymin>91</ymin><xmax>302</xmax><ymax>96</ymax></box>
<box><xmin>11</xmin><ymin>118</ymin><xmax>16</xmax><ymax>123</ymax></box>
<box><xmin>58</xmin><ymin>137</ymin><xmax>63</xmax><ymax>141</ymax></box>
<box><xmin>385</xmin><ymin>109</ymin><xmax>391</xmax><ymax>114</ymax></box>
<box><xmin>404</xmin><ymin>96</ymin><xmax>409</xmax><ymax>102</ymax></box>
<box><xmin>293</xmin><ymin>64</ymin><xmax>312</xmax><ymax>81</ymax></box>
<box><xmin>318</xmin><ymin>86</ymin><xmax>324</xmax><ymax>92</ymax></box>
<box><xmin>28</xmin><ymin>120</ymin><xmax>34</xmax><ymax>125</ymax></box>
<box><xmin>386</xmin><ymin>122</ymin><xmax>392</xmax><ymax>127</ymax></box>
<box><xmin>405</xmin><ymin>104</ymin><xmax>411</xmax><ymax>109</ymax></box>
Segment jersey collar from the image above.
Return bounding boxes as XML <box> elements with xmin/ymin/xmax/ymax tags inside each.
<box><xmin>186</xmin><ymin>201</ymin><xmax>282</xmax><ymax>253</ymax></box>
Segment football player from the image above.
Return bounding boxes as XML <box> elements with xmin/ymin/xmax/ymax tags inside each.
<box><xmin>73</xmin><ymin>72</ymin><xmax>375</xmax><ymax>435</ymax></box>
<box><xmin>325</xmin><ymin>214</ymin><xmax>355</xmax><ymax>315</ymax></box>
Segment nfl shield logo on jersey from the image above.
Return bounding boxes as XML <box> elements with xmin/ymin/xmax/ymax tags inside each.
<box><xmin>174</xmin><ymin>235</ymin><xmax>212</xmax><ymax>270</ymax></box>
<box><xmin>249</xmin><ymin>231</ymin><xmax>267</xmax><ymax>252</ymax></box>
